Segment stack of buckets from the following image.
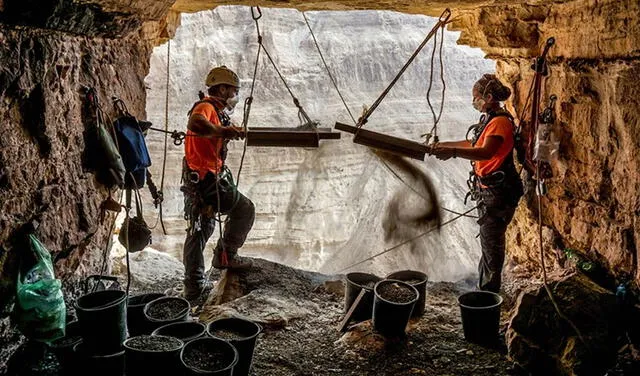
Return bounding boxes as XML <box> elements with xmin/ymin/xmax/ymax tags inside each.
<box><xmin>345</xmin><ymin>270</ymin><xmax>504</xmax><ymax>344</ymax></box>
<box><xmin>345</xmin><ymin>270</ymin><xmax>428</xmax><ymax>336</ymax></box>
<box><xmin>49</xmin><ymin>280</ymin><xmax>262</xmax><ymax>375</ymax></box>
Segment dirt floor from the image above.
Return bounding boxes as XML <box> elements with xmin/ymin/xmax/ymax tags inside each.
<box><xmin>248</xmin><ymin>280</ymin><xmax>521</xmax><ymax>376</ymax></box>
<box><xmin>5</xmin><ymin>257</ymin><xmax>639</xmax><ymax>375</ymax></box>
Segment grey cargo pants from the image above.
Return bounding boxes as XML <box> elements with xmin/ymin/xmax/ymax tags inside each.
<box><xmin>183</xmin><ymin>171</ymin><xmax>255</xmax><ymax>293</ymax></box>
<box><xmin>476</xmin><ymin>188</ymin><xmax>518</xmax><ymax>293</ymax></box>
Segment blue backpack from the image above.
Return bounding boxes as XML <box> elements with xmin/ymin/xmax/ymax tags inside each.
<box><xmin>113</xmin><ymin>101</ymin><xmax>152</xmax><ymax>189</ymax></box>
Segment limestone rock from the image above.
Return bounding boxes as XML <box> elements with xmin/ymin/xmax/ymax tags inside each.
<box><xmin>200</xmin><ymin>258</ymin><xmax>334</xmax><ymax>328</ymax></box>
<box><xmin>112</xmin><ymin>246</ymin><xmax>185</xmax><ymax>292</ymax></box>
<box><xmin>506</xmin><ymin>273</ymin><xmax>622</xmax><ymax>375</ymax></box>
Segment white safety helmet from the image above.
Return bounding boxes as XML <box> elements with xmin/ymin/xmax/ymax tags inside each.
<box><xmin>205</xmin><ymin>66</ymin><xmax>240</xmax><ymax>88</ymax></box>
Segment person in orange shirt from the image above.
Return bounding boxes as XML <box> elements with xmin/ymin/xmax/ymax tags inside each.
<box><xmin>181</xmin><ymin>66</ymin><xmax>255</xmax><ymax>301</ymax></box>
<box><xmin>428</xmin><ymin>74</ymin><xmax>524</xmax><ymax>293</ymax></box>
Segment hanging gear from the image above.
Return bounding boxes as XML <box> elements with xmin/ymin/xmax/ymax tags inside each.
<box><xmin>118</xmin><ymin>186</ymin><xmax>152</xmax><ymax>253</ymax></box>
<box><xmin>83</xmin><ymin>87</ymin><xmax>126</xmax><ymax>189</ymax></box>
<box><xmin>112</xmin><ymin>99</ymin><xmax>152</xmax><ymax>189</ymax></box>
<box><xmin>111</xmin><ymin>97</ymin><xmax>166</xmax><ymax>234</ymax></box>
<box><xmin>516</xmin><ymin>37</ymin><xmax>556</xmax><ymax>181</ymax></box>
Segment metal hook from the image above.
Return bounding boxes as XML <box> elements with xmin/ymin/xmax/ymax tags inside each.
<box><xmin>251</xmin><ymin>6</ymin><xmax>262</xmax><ymax>20</ymax></box>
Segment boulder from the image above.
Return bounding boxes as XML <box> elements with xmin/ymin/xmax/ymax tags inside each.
<box><xmin>506</xmin><ymin>272</ymin><xmax>622</xmax><ymax>375</ymax></box>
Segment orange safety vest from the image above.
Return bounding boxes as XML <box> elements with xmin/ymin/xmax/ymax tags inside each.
<box><xmin>184</xmin><ymin>97</ymin><xmax>227</xmax><ymax>179</ymax></box>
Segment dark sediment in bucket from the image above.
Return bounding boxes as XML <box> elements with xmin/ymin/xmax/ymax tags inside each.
<box><xmin>458</xmin><ymin>291</ymin><xmax>503</xmax><ymax>345</ymax></box>
<box><xmin>75</xmin><ymin>289</ymin><xmax>127</xmax><ymax>355</ymax></box>
<box><xmin>372</xmin><ymin>279</ymin><xmax>419</xmax><ymax>336</ymax></box>
<box><xmin>207</xmin><ymin>318</ymin><xmax>262</xmax><ymax>376</ymax></box>
<box><xmin>345</xmin><ymin>272</ymin><xmax>382</xmax><ymax>322</ymax></box>
<box><xmin>128</xmin><ymin>293</ymin><xmax>165</xmax><ymax>336</ymax></box>
<box><xmin>144</xmin><ymin>297</ymin><xmax>190</xmax><ymax>332</ymax></box>
<box><xmin>152</xmin><ymin>321</ymin><xmax>207</xmax><ymax>343</ymax></box>
<box><xmin>181</xmin><ymin>337</ymin><xmax>238</xmax><ymax>375</ymax></box>
<box><xmin>124</xmin><ymin>335</ymin><xmax>184</xmax><ymax>375</ymax></box>
<box><xmin>49</xmin><ymin>320</ymin><xmax>83</xmax><ymax>374</ymax></box>
<box><xmin>386</xmin><ymin>270</ymin><xmax>428</xmax><ymax>317</ymax></box>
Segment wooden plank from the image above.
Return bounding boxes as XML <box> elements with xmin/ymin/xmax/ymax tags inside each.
<box><xmin>338</xmin><ymin>289</ymin><xmax>367</xmax><ymax>333</ymax></box>
<box><xmin>246</xmin><ymin>127</ymin><xmax>341</xmax><ymax>147</ymax></box>
<box><xmin>334</xmin><ymin>122</ymin><xmax>427</xmax><ymax>161</ymax></box>
<box><xmin>250</xmin><ymin>127</ymin><xmax>341</xmax><ymax>140</ymax></box>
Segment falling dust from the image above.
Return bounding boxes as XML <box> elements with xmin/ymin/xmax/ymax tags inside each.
<box><xmin>375</xmin><ymin>150</ymin><xmax>442</xmax><ymax>256</ymax></box>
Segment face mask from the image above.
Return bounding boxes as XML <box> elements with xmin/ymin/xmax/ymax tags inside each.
<box><xmin>472</xmin><ymin>97</ymin><xmax>485</xmax><ymax>112</ymax></box>
<box><xmin>226</xmin><ymin>93</ymin><xmax>239</xmax><ymax>110</ymax></box>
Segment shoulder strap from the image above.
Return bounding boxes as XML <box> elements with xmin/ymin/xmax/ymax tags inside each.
<box><xmin>187</xmin><ymin>97</ymin><xmax>219</xmax><ymax>116</ymax></box>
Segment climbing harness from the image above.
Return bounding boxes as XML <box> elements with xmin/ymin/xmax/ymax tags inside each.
<box><xmin>463</xmin><ymin>108</ymin><xmax>520</xmax><ymax>205</ymax></box>
<box><xmin>334</xmin><ymin>8</ymin><xmax>452</xmax><ymax>160</ymax></box>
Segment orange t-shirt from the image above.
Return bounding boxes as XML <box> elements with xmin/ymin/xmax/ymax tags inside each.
<box><xmin>185</xmin><ymin>98</ymin><xmax>226</xmax><ymax>179</ymax></box>
<box><xmin>473</xmin><ymin>116</ymin><xmax>515</xmax><ymax>177</ymax></box>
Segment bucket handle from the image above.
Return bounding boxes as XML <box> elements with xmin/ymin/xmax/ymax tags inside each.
<box><xmin>84</xmin><ymin>274</ymin><xmax>120</xmax><ymax>294</ymax></box>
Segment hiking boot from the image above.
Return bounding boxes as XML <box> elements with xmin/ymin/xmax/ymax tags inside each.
<box><xmin>183</xmin><ymin>280</ymin><xmax>214</xmax><ymax>302</ymax></box>
<box><xmin>212</xmin><ymin>251</ymin><xmax>253</xmax><ymax>270</ymax></box>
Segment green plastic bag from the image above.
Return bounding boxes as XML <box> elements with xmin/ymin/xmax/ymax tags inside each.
<box><xmin>15</xmin><ymin>234</ymin><xmax>66</xmax><ymax>343</ymax></box>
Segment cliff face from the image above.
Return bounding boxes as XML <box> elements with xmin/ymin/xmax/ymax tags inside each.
<box><xmin>143</xmin><ymin>7</ymin><xmax>493</xmax><ymax>280</ymax></box>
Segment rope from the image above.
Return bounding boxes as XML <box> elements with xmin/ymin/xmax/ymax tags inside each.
<box><xmin>252</xmin><ymin>6</ymin><xmax>314</xmax><ymax>127</ymax></box>
<box><xmin>424</xmin><ymin>22</ymin><xmax>446</xmax><ymax>143</ymax></box>
<box><xmin>335</xmin><ymin>205</ymin><xmax>476</xmax><ymax>273</ymax></box>
<box><xmin>536</xmin><ymin>163</ymin><xmax>590</xmax><ymax>351</ymax></box>
<box><xmin>235</xmin><ymin>7</ymin><xmax>264</xmax><ymax>188</ymax></box>
<box><xmin>302</xmin><ymin>11</ymin><xmax>356</xmax><ymax>125</ymax></box>
<box><xmin>157</xmin><ymin>39</ymin><xmax>171</xmax><ymax>235</ymax></box>
<box><xmin>357</xmin><ymin>8</ymin><xmax>451</xmax><ymax>128</ymax></box>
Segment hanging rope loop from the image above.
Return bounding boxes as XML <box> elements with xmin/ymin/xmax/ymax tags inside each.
<box><xmin>356</xmin><ymin>8</ymin><xmax>451</xmax><ymax>128</ymax></box>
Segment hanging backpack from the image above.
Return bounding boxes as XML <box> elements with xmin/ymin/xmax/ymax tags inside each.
<box><xmin>83</xmin><ymin>88</ymin><xmax>126</xmax><ymax>189</ymax></box>
<box><xmin>112</xmin><ymin>99</ymin><xmax>152</xmax><ymax>190</ymax></box>
<box><xmin>118</xmin><ymin>187</ymin><xmax>152</xmax><ymax>253</ymax></box>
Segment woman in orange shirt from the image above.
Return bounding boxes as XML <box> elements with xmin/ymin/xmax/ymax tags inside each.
<box><xmin>429</xmin><ymin>74</ymin><xmax>524</xmax><ymax>293</ymax></box>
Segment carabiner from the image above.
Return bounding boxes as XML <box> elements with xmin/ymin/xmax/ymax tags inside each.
<box><xmin>439</xmin><ymin>8</ymin><xmax>452</xmax><ymax>23</ymax></box>
<box><xmin>172</xmin><ymin>131</ymin><xmax>186</xmax><ymax>146</ymax></box>
<box><xmin>251</xmin><ymin>6</ymin><xmax>262</xmax><ymax>21</ymax></box>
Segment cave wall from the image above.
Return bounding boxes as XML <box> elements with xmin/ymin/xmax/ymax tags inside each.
<box><xmin>450</xmin><ymin>0</ymin><xmax>640</xmax><ymax>285</ymax></box>
<box><xmin>0</xmin><ymin>0</ymin><xmax>174</xmax><ymax>370</ymax></box>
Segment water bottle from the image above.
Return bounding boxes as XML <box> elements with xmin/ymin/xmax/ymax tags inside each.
<box><xmin>563</xmin><ymin>248</ymin><xmax>595</xmax><ymax>273</ymax></box>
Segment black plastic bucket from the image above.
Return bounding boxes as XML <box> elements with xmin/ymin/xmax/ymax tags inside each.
<box><xmin>152</xmin><ymin>321</ymin><xmax>207</xmax><ymax>343</ymax></box>
<box><xmin>73</xmin><ymin>342</ymin><xmax>125</xmax><ymax>375</ymax></box>
<box><xmin>128</xmin><ymin>293</ymin><xmax>165</xmax><ymax>336</ymax></box>
<box><xmin>143</xmin><ymin>297</ymin><xmax>190</xmax><ymax>333</ymax></box>
<box><xmin>386</xmin><ymin>270</ymin><xmax>428</xmax><ymax>317</ymax></box>
<box><xmin>206</xmin><ymin>318</ymin><xmax>262</xmax><ymax>376</ymax></box>
<box><xmin>372</xmin><ymin>279</ymin><xmax>419</xmax><ymax>336</ymax></box>
<box><xmin>123</xmin><ymin>335</ymin><xmax>184</xmax><ymax>375</ymax></box>
<box><xmin>458</xmin><ymin>291</ymin><xmax>503</xmax><ymax>344</ymax></box>
<box><xmin>344</xmin><ymin>272</ymin><xmax>382</xmax><ymax>322</ymax></box>
<box><xmin>49</xmin><ymin>320</ymin><xmax>83</xmax><ymax>374</ymax></box>
<box><xmin>181</xmin><ymin>337</ymin><xmax>238</xmax><ymax>375</ymax></box>
<box><xmin>75</xmin><ymin>289</ymin><xmax>127</xmax><ymax>354</ymax></box>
